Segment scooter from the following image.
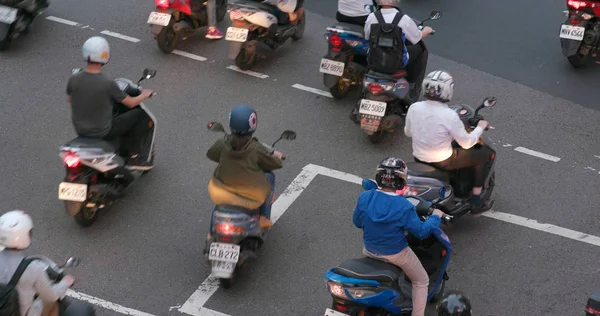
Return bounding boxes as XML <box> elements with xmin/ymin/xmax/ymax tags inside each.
<box><xmin>203</xmin><ymin>121</ymin><xmax>296</xmax><ymax>289</ymax></box>
<box><xmin>352</xmin><ymin>10</ymin><xmax>441</xmax><ymax>144</ymax></box>
<box><xmin>402</xmin><ymin>96</ymin><xmax>497</xmax><ymax>221</ymax></box>
<box><xmin>147</xmin><ymin>0</ymin><xmax>228</xmax><ymax>53</ymax></box>
<box><xmin>57</xmin><ymin>68</ymin><xmax>158</xmax><ymax>227</ymax></box>
<box><xmin>0</xmin><ymin>0</ymin><xmax>48</xmax><ymax>50</ymax></box>
<box><xmin>559</xmin><ymin>1</ymin><xmax>600</xmax><ymax>68</ymax></box>
<box><xmin>226</xmin><ymin>0</ymin><xmax>305</xmax><ymax>70</ymax></box>
<box><xmin>324</xmin><ymin>189</ymin><xmax>453</xmax><ymax>316</ymax></box>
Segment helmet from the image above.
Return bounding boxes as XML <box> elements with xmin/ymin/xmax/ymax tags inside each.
<box><xmin>377</xmin><ymin>0</ymin><xmax>401</xmax><ymax>8</ymax></box>
<box><xmin>436</xmin><ymin>291</ymin><xmax>472</xmax><ymax>316</ymax></box>
<box><xmin>422</xmin><ymin>70</ymin><xmax>454</xmax><ymax>103</ymax></box>
<box><xmin>375</xmin><ymin>157</ymin><xmax>408</xmax><ymax>190</ymax></box>
<box><xmin>82</xmin><ymin>36</ymin><xmax>110</xmax><ymax>64</ymax></box>
<box><xmin>229</xmin><ymin>104</ymin><xmax>257</xmax><ymax>135</ymax></box>
<box><xmin>0</xmin><ymin>210</ymin><xmax>33</xmax><ymax>250</ymax></box>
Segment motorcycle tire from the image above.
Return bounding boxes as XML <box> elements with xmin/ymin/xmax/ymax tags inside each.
<box><xmin>65</xmin><ymin>201</ymin><xmax>98</xmax><ymax>227</ymax></box>
<box><xmin>156</xmin><ymin>21</ymin><xmax>178</xmax><ymax>54</ymax></box>
<box><xmin>329</xmin><ymin>78</ymin><xmax>351</xmax><ymax>99</ymax></box>
<box><xmin>235</xmin><ymin>47</ymin><xmax>257</xmax><ymax>71</ymax></box>
<box><xmin>567</xmin><ymin>54</ymin><xmax>587</xmax><ymax>68</ymax></box>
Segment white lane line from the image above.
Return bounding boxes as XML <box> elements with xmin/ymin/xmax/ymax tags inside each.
<box><xmin>226</xmin><ymin>65</ymin><xmax>269</xmax><ymax>79</ymax></box>
<box><xmin>172</xmin><ymin>50</ymin><xmax>207</xmax><ymax>61</ymax></box>
<box><xmin>178</xmin><ymin>167</ymin><xmax>319</xmax><ymax>316</ymax></box>
<box><xmin>100</xmin><ymin>30</ymin><xmax>141</xmax><ymax>43</ymax></box>
<box><xmin>46</xmin><ymin>16</ymin><xmax>79</xmax><ymax>26</ymax></box>
<box><xmin>66</xmin><ymin>290</ymin><xmax>155</xmax><ymax>316</ymax></box>
<box><xmin>514</xmin><ymin>146</ymin><xmax>561</xmax><ymax>162</ymax></box>
<box><xmin>292</xmin><ymin>84</ymin><xmax>333</xmax><ymax>98</ymax></box>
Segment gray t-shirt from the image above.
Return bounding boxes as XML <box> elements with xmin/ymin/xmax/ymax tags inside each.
<box><xmin>66</xmin><ymin>71</ymin><xmax>127</xmax><ymax>137</ymax></box>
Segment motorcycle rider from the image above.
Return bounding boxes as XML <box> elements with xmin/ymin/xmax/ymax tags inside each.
<box><xmin>353</xmin><ymin>157</ymin><xmax>446</xmax><ymax>316</ymax></box>
<box><xmin>436</xmin><ymin>290</ymin><xmax>472</xmax><ymax>316</ymax></box>
<box><xmin>0</xmin><ymin>210</ymin><xmax>75</xmax><ymax>316</ymax></box>
<box><xmin>336</xmin><ymin>0</ymin><xmax>375</xmax><ymax>26</ymax></box>
<box><xmin>66</xmin><ymin>36</ymin><xmax>155</xmax><ymax>170</ymax></box>
<box><xmin>206</xmin><ymin>104</ymin><xmax>283</xmax><ymax>236</ymax></box>
<box><xmin>404</xmin><ymin>70</ymin><xmax>493</xmax><ymax>215</ymax></box>
<box><xmin>192</xmin><ymin>0</ymin><xmax>223</xmax><ymax>39</ymax></box>
<box><xmin>261</xmin><ymin>0</ymin><xmax>305</xmax><ymax>24</ymax></box>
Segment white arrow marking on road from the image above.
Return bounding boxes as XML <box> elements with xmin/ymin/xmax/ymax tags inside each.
<box><xmin>514</xmin><ymin>146</ymin><xmax>561</xmax><ymax>162</ymax></box>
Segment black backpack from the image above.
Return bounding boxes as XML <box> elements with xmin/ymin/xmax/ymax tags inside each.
<box><xmin>367</xmin><ymin>10</ymin><xmax>406</xmax><ymax>74</ymax></box>
<box><xmin>0</xmin><ymin>259</ymin><xmax>33</xmax><ymax>316</ymax></box>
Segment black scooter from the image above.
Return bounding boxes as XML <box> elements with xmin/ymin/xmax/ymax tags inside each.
<box><xmin>0</xmin><ymin>0</ymin><xmax>48</xmax><ymax>50</ymax></box>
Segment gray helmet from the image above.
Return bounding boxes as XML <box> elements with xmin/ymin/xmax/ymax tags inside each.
<box><xmin>377</xmin><ymin>0</ymin><xmax>401</xmax><ymax>7</ymax></box>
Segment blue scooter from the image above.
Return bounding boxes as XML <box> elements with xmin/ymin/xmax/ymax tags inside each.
<box><xmin>323</xmin><ymin>179</ymin><xmax>452</xmax><ymax>316</ymax></box>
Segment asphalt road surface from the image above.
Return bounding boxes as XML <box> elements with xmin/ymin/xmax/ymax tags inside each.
<box><xmin>0</xmin><ymin>0</ymin><xmax>599</xmax><ymax>315</ymax></box>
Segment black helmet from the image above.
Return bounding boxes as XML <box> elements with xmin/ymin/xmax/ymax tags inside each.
<box><xmin>375</xmin><ymin>157</ymin><xmax>408</xmax><ymax>190</ymax></box>
<box><xmin>437</xmin><ymin>291</ymin><xmax>472</xmax><ymax>316</ymax></box>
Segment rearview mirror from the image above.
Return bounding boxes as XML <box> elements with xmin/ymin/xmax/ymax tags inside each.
<box><xmin>364</xmin><ymin>4</ymin><xmax>375</xmax><ymax>13</ymax></box>
<box><xmin>280</xmin><ymin>130</ymin><xmax>297</xmax><ymax>141</ymax></box>
<box><xmin>483</xmin><ymin>96</ymin><xmax>497</xmax><ymax>108</ymax></box>
<box><xmin>64</xmin><ymin>257</ymin><xmax>80</xmax><ymax>268</ymax></box>
<box><xmin>71</xmin><ymin>68</ymin><xmax>82</xmax><ymax>75</ymax></box>
<box><xmin>143</xmin><ymin>68</ymin><xmax>157</xmax><ymax>79</ymax></box>
<box><xmin>429</xmin><ymin>10</ymin><xmax>442</xmax><ymax>20</ymax></box>
<box><xmin>207</xmin><ymin>122</ymin><xmax>226</xmax><ymax>133</ymax></box>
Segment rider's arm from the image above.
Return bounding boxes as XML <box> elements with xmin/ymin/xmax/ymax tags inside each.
<box><xmin>30</xmin><ymin>263</ymin><xmax>70</xmax><ymax>303</ymax></box>
<box><xmin>257</xmin><ymin>146</ymin><xmax>283</xmax><ymax>171</ymax></box>
<box><xmin>110</xmin><ymin>82</ymin><xmax>146</xmax><ymax>109</ymax></box>
<box><xmin>363</xmin><ymin>13</ymin><xmax>375</xmax><ymax>38</ymax></box>
<box><xmin>401</xmin><ymin>17</ymin><xmax>423</xmax><ymax>44</ymax></box>
<box><xmin>446</xmin><ymin>113</ymin><xmax>484</xmax><ymax>149</ymax></box>
<box><xmin>404</xmin><ymin>107</ymin><xmax>413</xmax><ymax>137</ymax></box>
<box><xmin>400</xmin><ymin>201</ymin><xmax>441</xmax><ymax>239</ymax></box>
<box><xmin>352</xmin><ymin>193</ymin><xmax>367</xmax><ymax>228</ymax></box>
<box><xmin>206</xmin><ymin>139</ymin><xmax>225</xmax><ymax>163</ymax></box>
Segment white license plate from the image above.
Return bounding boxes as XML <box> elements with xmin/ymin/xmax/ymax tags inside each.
<box><xmin>0</xmin><ymin>5</ymin><xmax>18</xmax><ymax>24</ymax></box>
<box><xmin>208</xmin><ymin>242</ymin><xmax>240</xmax><ymax>263</ymax></box>
<box><xmin>225</xmin><ymin>27</ymin><xmax>249</xmax><ymax>42</ymax></box>
<box><xmin>211</xmin><ymin>260</ymin><xmax>236</xmax><ymax>276</ymax></box>
<box><xmin>147</xmin><ymin>11</ymin><xmax>171</xmax><ymax>26</ymax></box>
<box><xmin>324</xmin><ymin>308</ymin><xmax>349</xmax><ymax>316</ymax></box>
<box><xmin>359</xmin><ymin>99</ymin><xmax>387</xmax><ymax>117</ymax></box>
<box><xmin>559</xmin><ymin>24</ymin><xmax>585</xmax><ymax>41</ymax></box>
<box><xmin>58</xmin><ymin>182</ymin><xmax>88</xmax><ymax>202</ymax></box>
<box><xmin>320</xmin><ymin>58</ymin><xmax>345</xmax><ymax>76</ymax></box>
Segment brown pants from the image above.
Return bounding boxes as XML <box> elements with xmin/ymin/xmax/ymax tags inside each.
<box><xmin>363</xmin><ymin>247</ymin><xmax>429</xmax><ymax>316</ymax></box>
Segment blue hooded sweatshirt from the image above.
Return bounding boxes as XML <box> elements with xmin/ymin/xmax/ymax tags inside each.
<box><xmin>353</xmin><ymin>189</ymin><xmax>441</xmax><ymax>255</ymax></box>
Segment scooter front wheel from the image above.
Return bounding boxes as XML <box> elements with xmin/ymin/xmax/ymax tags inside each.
<box><xmin>156</xmin><ymin>22</ymin><xmax>178</xmax><ymax>53</ymax></box>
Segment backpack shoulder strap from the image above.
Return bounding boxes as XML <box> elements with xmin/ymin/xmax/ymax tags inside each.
<box><xmin>374</xmin><ymin>10</ymin><xmax>385</xmax><ymax>24</ymax></box>
<box><xmin>391</xmin><ymin>11</ymin><xmax>404</xmax><ymax>26</ymax></box>
<box><xmin>8</xmin><ymin>259</ymin><xmax>34</xmax><ymax>286</ymax></box>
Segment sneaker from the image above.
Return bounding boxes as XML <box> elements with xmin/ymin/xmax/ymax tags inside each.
<box><xmin>471</xmin><ymin>199</ymin><xmax>495</xmax><ymax>216</ymax></box>
<box><xmin>126</xmin><ymin>155</ymin><xmax>154</xmax><ymax>171</ymax></box>
<box><xmin>258</xmin><ymin>216</ymin><xmax>273</xmax><ymax>229</ymax></box>
<box><xmin>206</xmin><ymin>27</ymin><xmax>223</xmax><ymax>40</ymax></box>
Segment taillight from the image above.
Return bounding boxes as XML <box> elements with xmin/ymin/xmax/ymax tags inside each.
<box><xmin>229</xmin><ymin>10</ymin><xmax>243</xmax><ymax>21</ymax></box>
<box><xmin>155</xmin><ymin>0</ymin><xmax>169</xmax><ymax>9</ymax></box>
<box><xmin>586</xmin><ymin>306</ymin><xmax>600</xmax><ymax>315</ymax></box>
<box><xmin>215</xmin><ymin>223</ymin><xmax>243</xmax><ymax>234</ymax></box>
<box><xmin>63</xmin><ymin>153</ymin><xmax>81</xmax><ymax>168</ymax></box>
<box><xmin>367</xmin><ymin>83</ymin><xmax>384</xmax><ymax>94</ymax></box>
<box><xmin>567</xmin><ymin>0</ymin><xmax>589</xmax><ymax>10</ymax></box>
<box><xmin>329</xmin><ymin>35</ymin><xmax>343</xmax><ymax>47</ymax></box>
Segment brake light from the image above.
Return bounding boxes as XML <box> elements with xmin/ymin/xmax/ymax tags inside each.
<box><xmin>215</xmin><ymin>223</ymin><xmax>243</xmax><ymax>234</ymax></box>
<box><xmin>63</xmin><ymin>153</ymin><xmax>81</xmax><ymax>168</ymax></box>
<box><xmin>329</xmin><ymin>35</ymin><xmax>343</xmax><ymax>47</ymax></box>
<box><xmin>234</xmin><ymin>20</ymin><xmax>245</xmax><ymax>26</ymax></box>
<box><xmin>229</xmin><ymin>10</ymin><xmax>243</xmax><ymax>21</ymax></box>
<box><xmin>367</xmin><ymin>83</ymin><xmax>384</xmax><ymax>94</ymax></box>
<box><xmin>567</xmin><ymin>0</ymin><xmax>589</xmax><ymax>10</ymax></box>
<box><xmin>586</xmin><ymin>306</ymin><xmax>600</xmax><ymax>315</ymax></box>
<box><xmin>155</xmin><ymin>0</ymin><xmax>169</xmax><ymax>9</ymax></box>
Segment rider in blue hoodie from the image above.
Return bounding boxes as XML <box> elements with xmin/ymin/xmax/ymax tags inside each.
<box><xmin>353</xmin><ymin>157</ymin><xmax>446</xmax><ymax>316</ymax></box>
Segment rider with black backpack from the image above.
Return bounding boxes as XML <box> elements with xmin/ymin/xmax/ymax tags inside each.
<box><xmin>364</xmin><ymin>0</ymin><xmax>434</xmax><ymax>100</ymax></box>
<box><xmin>0</xmin><ymin>210</ymin><xmax>75</xmax><ymax>316</ymax></box>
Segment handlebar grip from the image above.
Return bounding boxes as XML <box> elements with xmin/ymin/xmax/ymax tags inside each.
<box><xmin>442</xmin><ymin>215</ymin><xmax>453</xmax><ymax>224</ymax></box>
<box><xmin>281</xmin><ymin>156</ymin><xmax>286</xmax><ymax>161</ymax></box>
<box><xmin>149</xmin><ymin>92</ymin><xmax>156</xmax><ymax>98</ymax></box>
<box><xmin>430</xmin><ymin>29</ymin><xmax>435</xmax><ymax>35</ymax></box>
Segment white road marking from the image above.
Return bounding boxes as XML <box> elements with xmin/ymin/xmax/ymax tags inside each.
<box><xmin>46</xmin><ymin>16</ymin><xmax>79</xmax><ymax>26</ymax></box>
<box><xmin>66</xmin><ymin>290</ymin><xmax>155</xmax><ymax>316</ymax></box>
<box><xmin>292</xmin><ymin>84</ymin><xmax>333</xmax><ymax>98</ymax></box>
<box><xmin>226</xmin><ymin>65</ymin><xmax>269</xmax><ymax>79</ymax></box>
<box><xmin>100</xmin><ymin>30</ymin><xmax>141</xmax><ymax>43</ymax></box>
<box><xmin>514</xmin><ymin>146</ymin><xmax>561</xmax><ymax>162</ymax></box>
<box><xmin>594</xmin><ymin>155</ymin><xmax>600</xmax><ymax>159</ymax></box>
<box><xmin>172</xmin><ymin>50</ymin><xmax>208</xmax><ymax>61</ymax></box>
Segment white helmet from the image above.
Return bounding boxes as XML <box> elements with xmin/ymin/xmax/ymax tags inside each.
<box><xmin>0</xmin><ymin>210</ymin><xmax>33</xmax><ymax>250</ymax></box>
<box><xmin>422</xmin><ymin>70</ymin><xmax>454</xmax><ymax>103</ymax></box>
<box><xmin>82</xmin><ymin>36</ymin><xmax>110</xmax><ymax>64</ymax></box>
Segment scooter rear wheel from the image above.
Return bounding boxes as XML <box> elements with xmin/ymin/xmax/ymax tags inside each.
<box><xmin>67</xmin><ymin>201</ymin><xmax>98</xmax><ymax>227</ymax></box>
<box><xmin>156</xmin><ymin>21</ymin><xmax>178</xmax><ymax>53</ymax></box>
<box><xmin>329</xmin><ymin>78</ymin><xmax>351</xmax><ymax>99</ymax></box>
<box><xmin>235</xmin><ymin>46</ymin><xmax>257</xmax><ymax>71</ymax></box>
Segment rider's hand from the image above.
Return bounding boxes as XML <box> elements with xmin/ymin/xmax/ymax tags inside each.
<box><xmin>477</xmin><ymin>120</ymin><xmax>490</xmax><ymax>130</ymax></box>
<box><xmin>140</xmin><ymin>89</ymin><xmax>154</xmax><ymax>98</ymax></box>
<box><xmin>272</xmin><ymin>150</ymin><xmax>283</xmax><ymax>160</ymax></box>
<box><xmin>62</xmin><ymin>274</ymin><xmax>76</xmax><ymax>286</ymax></box>
<box><xmin>422</xmin><ymin>26</ymin><xmax>434</xmax><ymax>36</ymax></box>
<box><xmin>432</xmin><ymin>208</ymin><xmax>446</xmax><ymax>218</ymax></box>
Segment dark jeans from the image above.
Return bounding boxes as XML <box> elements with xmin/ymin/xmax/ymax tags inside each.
<box><xmin>336</xmin><ymin>12</ymin><xmax>368</xmax><ymax>26</ymax></box>
<box><xmin>405</xmin><ymin>42</ymin><xmax>428</xmax><ymax>97</ymax></box>
<box><xmin>103</xmin><ymin>108</ymin><xmax>151</xmax><ymax>159</ymax></box>
<box><xmin>428</xmin><ymin>148</ymin><xmax>491</xmax><ymax>188</ymax></box>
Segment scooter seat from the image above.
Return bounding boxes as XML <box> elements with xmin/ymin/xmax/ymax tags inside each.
<box><xmin>63</xmin><ymin>137</ymin><xmax>117</xmax><ymax>153</ymax></box>
<box><xmin>366</xmin><ymin>69</ymin><xmax>407</xmax><ymax>80</ymax></box>
<box><xmin>326</xmin><ymin>23</ymin><xmax>365</xmax><ymax>38</ymax></box>
<box><xmin>406</xmin><ymin>162</ymin><xmax>450</xmax><ymax>182</ymax></box>
<box><xmin>334</xmin><ymin>257</ymin><xmax>403</xmax><ymax>285</ymax></box>
<box><xmin>215</xmin><ymin>204</ymin><xmax>258</xmax><ymax>215</ymax></box>
<box><xmin>230</xmin><ymin>0</ymin><xmax>279</xmax><ymax>15</ymax></box>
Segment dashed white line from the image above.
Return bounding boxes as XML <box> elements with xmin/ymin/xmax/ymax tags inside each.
<box><xmin>514</xmin><ymin>146</ymin><xmax>561</xmax><ymax>162</ymax></box>
<box><xmin>100</xmin><ymin>30</ymin><xmax>140</xmax><ymax>43</ymax></box>
<box><xmin>172</xmin><ymin>50</ymin><xmax>207</xmax><ymax>61</ymax></box>
<box><xmin>46</xmin><ymin>16</ymin><xmax>79</xmax><ymax>26</ymax></box>
<box><xmin>66</xmin><ymin>290</ymin><xmax>155</xmax><ymax>316</ymax></box>
<box><xmin>226</xmin><ymin>65</ymin><xmax>269</xmax><ymax>79</ymax></box>
<box><xmin>291</xmin><ymin>83</ymin><xmax>333</xmax><ymax>98</ymax></box>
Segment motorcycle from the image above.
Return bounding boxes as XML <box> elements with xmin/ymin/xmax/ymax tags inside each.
<box><xmin>147</xmin><ymin>0</ymin><xmax>228</xmax><ymax>53</ymax></box>
<box><xmin>225</xmin><ymin>0</ymin><xmax>305</xmax><ymax>70</ymax></box>
<box><xmin>324</xmin><ymin>192</ymin><xmax>453</xmax><ymax>316</ymax></box>
<box><xmin>320</xmin><ymin>20</ymin><xmax>369</xmax><ymax>99</ymax></box>
<box><xmin>353</xmin><ymin>10</ymin><xmax>441</xmax><ymax>144</ymax></box>
<box><xmin>0</xmin><ymin>0</ymin><xmax>48</xmax><ymax>50</ymax></box>
<box><xmin>401</xmin><ymin>96</ymin><xmax>497</xmax><ymax>220</ymax></box>
<box><xmin>57</xmin><ymin>68</ymin><xmax>158</xmax><ymax>227</ymax></box>
<box><xmin>559</xmin><ymin>0</ymin><xmax>600</xmax><ymax>68</ymax></box>
<box><xmin>203</xmin><ymin>121</ymin><xmax>296</xmax><ymax>289</ymax></box>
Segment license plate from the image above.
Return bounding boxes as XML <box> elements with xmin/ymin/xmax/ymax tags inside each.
<box><xmin>320</xmin><ymin>58</ymin><xmax>345</xmax><ymax>76</ymax></box>
<box><xmin>225</xmin><ymin>27</ymin><xmax>249</xmax><ymax>42</ymax></box>
<box><xmin>147</xmin><ymin>11</ymin><xmax>171</xmax><ymax>26</ymax></box>
<box><xmin>211</xmin><ymin>260</ymin><xmax>236</xmax><ymax>276</ymax></box>
<box><xmin>324</xmin><ymin>308</ymin><xmax>349</xmax><ymax>316</ymax></box>
<box><xmin>58</xmin><ymin>182</ymin><xmax>87</xmax><ymax>202</ymax></box>
<box><xmin>359</xmin><ymin>99</ymin><xmax>387</xmax><ymax>117</ymax></box>
<box><xmin>0</xmin><ymin>5</ymin><xmax>17</xmax><ymax>24</ymax></box>
<box><xmin>208</xmin><ymin>242</ymin><xmax>240</xmax><ymax>263</ymax></box>
<box><xmin>559</xmin><ymin>24</ymin><xmax>585</xmax><ymax>41</ymax></box>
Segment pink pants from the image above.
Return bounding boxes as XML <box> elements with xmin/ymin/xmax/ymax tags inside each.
<box><xmin>363</xmin><ymin>247</ymin><xmax>429</xmax><ymax>316</ymax></box>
